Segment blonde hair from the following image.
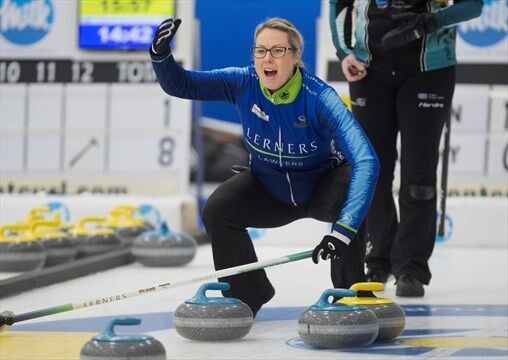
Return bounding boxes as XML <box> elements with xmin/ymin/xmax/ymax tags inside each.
<box><xmin>253</xmin><ymin>17</ymin><xmax>305</xmax><ymax>68</ymax></box>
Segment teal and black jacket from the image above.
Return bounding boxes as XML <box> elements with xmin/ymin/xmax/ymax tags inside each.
<box><xmin>329</xmin><ymin>0</ymin><xmax>484</xmax><ymax>73</ymax></box>
<box><xmin>151</xmin><ymin>52</ymin><xmax>379</xmax><ymax>241</ymax></box>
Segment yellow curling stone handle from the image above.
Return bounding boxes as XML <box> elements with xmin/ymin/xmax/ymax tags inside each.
<box><xmin>339</xmin><ymin>282</ymin><xmax>394</xmax><ymax>305</ymax></box>
<box><xmin>31</xmin><ymin>219</ymin><xmax>66</xmax><ymax>238</ymax></box>
<box><xmin>0</xmin><ymin>224</ymin><xmax>37</xmax><ymax>243</ymax></box>
<box><xmin>73</xmin><ymin>217</ymin><xmax>114</xmax><ymax>236</ymax></box>
<box><xmin>108</xmin><ymin>206</ymin><xmax>144</xmax><ymax>227</ymax></box>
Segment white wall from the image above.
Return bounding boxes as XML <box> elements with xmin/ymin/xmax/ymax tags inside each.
<box><xmin>0</xmin><ymin>1</ymin><xmax>196</xmax><ymax>196</ymax></box>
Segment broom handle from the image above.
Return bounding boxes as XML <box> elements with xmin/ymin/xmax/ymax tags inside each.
<box><xmin>8</xmin><ymin>250</ymin><xmax>312</xmax><ymax>325</ymax></box>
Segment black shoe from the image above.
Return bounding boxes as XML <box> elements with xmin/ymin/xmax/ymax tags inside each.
<box><xmin>250</xmin><ymin>286</ymin><xmax>275</xmax><ymax>318</ymax></box>
<box><xmin>396</xmin><ymin>274</ymin><xmax>425</xmax><ymax>297</ymax></box>
<box><xmin>366</xmin><ymin>269</ymin><xmax>390</xmax><ymax>284</ymax></box>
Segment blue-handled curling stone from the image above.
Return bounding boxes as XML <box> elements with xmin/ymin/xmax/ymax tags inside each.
<box><xmin>298</xmin><ymin>288</ymin><xmax>379</xmax><ymax>348</ymax></box>
<box><xmin>80</xmin><ymin>317</ymin><xmax>166</xmax><ymax>360</ymax></box>
<box><xmin>174</xmin><ymin>282</ymin><xmax>254</xmax><ymax>341</ymax></box>
<box><xmin>132</xmin><ymin>222</ymin><xmax>197</xmax><ymax>267</ymax></box>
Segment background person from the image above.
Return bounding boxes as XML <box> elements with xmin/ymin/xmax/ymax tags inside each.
<box><xmin>329</xmin><ymin>0</ymin><xmax>484</xmax><ymax>296</ymax></box>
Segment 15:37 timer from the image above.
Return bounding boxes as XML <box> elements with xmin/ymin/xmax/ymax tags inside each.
<box><xmin>100</xmin><ymin>0</ymin><xmax>153</xmax><ymax>13</ymax></box>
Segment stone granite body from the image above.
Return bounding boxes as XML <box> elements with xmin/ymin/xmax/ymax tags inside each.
<box><xmin>363</xmin><ymin>302</ymin><xmax>406</xmax><ymax>341</ymax></box>
<box><xmin>39</xmin><ymin>235</ymin><xmax>77</xmax><ymax>267</ymax></box>
<box><xmin>174</xmin><ymin>282</ymin><xmax>254</xmax><ymax>341</ymax></box>
<box><xmin>74</xmin><ymin>233</ymin><xmax>123</xmax><ymax>258</ymax></box>
<box><xmin>298</xmin><ymin>288</ymin><xmax>379</xmax><ymax>349</ymax></box>
<box><xmin>132</xmin><ymin>231</ymin><xmax>197</xmax><ymax>267</ymax></box>
<box><xmin>298</xmin><ymin>307</ymin><xmax>379</xmax><ymax>348</ymax></box>
<box><xmin>80</xmin><ymin>318</ymin><xmax>166</xmax><ymax>360</ymax></box>
<box><xmin>0</xmin><ymin>241</ymin><xmax>46</xmax><ymax>272</ymax></box>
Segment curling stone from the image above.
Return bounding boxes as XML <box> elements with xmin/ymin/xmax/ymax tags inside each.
<box><xmin>174</xmin><ymin>282</ymin><xmax>254</xmax><ymax>341</ymax></box>
<box><xmin>0</xmin><ymin>225</ymin><xmax>46</xmax><ymax>272</ymax></box>
<box><xmin>80</xmin><ymin>317</ymin><xmax>166</xmax><ymax>360</ymax></box>
<box><xmin>339</xmin><ymin>282</ymin><xmax>406</xmax><ymax>341</ymax></box>
<box><xmin>107</xmin><ymin>205</ymin><xmax>152</xmax><ymax>246</ymax></box>
<box><xmin>32</xmin><ymin>220</ymin><xmax>77</xmax><ymax>267</ymax></box>
<box><xmin>70</xmin><ymin>217</ymin><xmax>123</xmax><ymax>257</ymax></box>
<box><xmin>132</xmin><ymin>221</ymin><xmax>197</xmax><ymax>267</ymax></box>
<box><xmin>298</xmin><ymin>288</ymin><xmax>379</xmax><ymax>349</ymax></box>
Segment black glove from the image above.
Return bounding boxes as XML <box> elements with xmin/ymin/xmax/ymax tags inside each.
<box><xmin>151</xmin><ymin>18</ymin><xmax>182</xmax><ymax>55</ymax></box>
<box><xmin>312</xmin><ymin>235</ymin><xmax>349</xmax><ymax>264</ymax></box>
<box><xmin>381</xmin><ymin>12</ymin><xmax>437</xmax><ymax>49</ymax></box>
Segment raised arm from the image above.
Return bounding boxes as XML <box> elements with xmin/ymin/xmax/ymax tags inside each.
<box><xmin>150</xmin><ymin>18</ymin><xmax>249</xmax><ymax>103</ymax></box>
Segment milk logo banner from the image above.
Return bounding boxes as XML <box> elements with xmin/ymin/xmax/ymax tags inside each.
<box><xmin>456</xmin><ymin>0</ymin><xmax>508</xmax><ymax>63</ymax></box>
<box><xmin>0</xmin><ymin>0</ymin><xmax>54</xmax><ymax>45</ymax></box>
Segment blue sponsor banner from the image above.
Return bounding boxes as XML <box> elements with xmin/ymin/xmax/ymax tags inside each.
<box><xmin>457</xmin><ymin>0</ymin><xmax>507</xmax><ymax>47</ymax></box>
<box><xmin>0</xmin><ymin>0</ymin><xmax>54</xmax><ymax>45</ymax></box>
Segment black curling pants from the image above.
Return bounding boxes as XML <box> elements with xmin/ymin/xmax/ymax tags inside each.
<box><xmin>201</xmin><ymin>164</ymin><xmax>367</xmax><ymax>314</ymax></box>
<box><xmin>349</xmin><ymin>66</ymin><xmax>456</xmax><ymax>284</ymax></box>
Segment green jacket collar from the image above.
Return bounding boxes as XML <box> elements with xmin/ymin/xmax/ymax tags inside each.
<box><xmin>260</xmin><ymin>67</ymin><xmax>302</xmax><ymax>105</ymax></box>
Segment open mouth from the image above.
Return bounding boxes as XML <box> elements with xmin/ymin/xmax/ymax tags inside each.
<box><xmin>264</xmin><ymin>69</ymin><xmax>277</xmax><ymax>78</ymax></box>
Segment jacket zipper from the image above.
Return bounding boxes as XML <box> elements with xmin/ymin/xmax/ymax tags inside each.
<box><xmin>278</xmin><ymin>123</ymin><xmax>297</xmax><ymax>207</ymax></box>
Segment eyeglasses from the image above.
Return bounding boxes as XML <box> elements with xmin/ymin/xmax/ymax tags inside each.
<box><xmin>252</xmin><ymin>46</ymin><xmax>296</xmax><ymax>59</ymax></box>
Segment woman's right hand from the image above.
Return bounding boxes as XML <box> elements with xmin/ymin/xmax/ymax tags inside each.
<box><xmin>341</xmin><ymin>55</ymin><xmax>367</xmax><ymax>82</ymax></box>
<box><xmin>151</xmin><ymin>18</ymin><xmax>182</xmax><ymax>55</ymax></box>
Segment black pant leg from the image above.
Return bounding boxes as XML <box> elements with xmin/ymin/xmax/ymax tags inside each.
<box><xmin>202</xmin><ymin>171</ymin><xmax>303</xmax><ymax>314</ymax></box>
<box><xmin>306</xmin><ymin>164</ymin><xmax>366</xmax><ymax>288</ymax></box>
<box><xmin>392</xmin><ymin>66</ymin><xmax>456</xmax><ymax>284</ymax></box>
<box><xmin>349</xmin><ymin>70</ymin><xmax>399</xmax><ymax>274</ymax></box>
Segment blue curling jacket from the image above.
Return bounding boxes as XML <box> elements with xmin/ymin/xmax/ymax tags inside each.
<box><xmin>151</xmin><ymin>52</ymin><xmax>379</xmax><ymax>240</ymax></box>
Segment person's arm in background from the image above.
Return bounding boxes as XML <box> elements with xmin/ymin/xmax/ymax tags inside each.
<box><xmin>434</xmin><ymin>0</ymin><xmax>484</xmax><ymax>28</ymax></box>
<box><xmin>150</xmin><ymin>19</ymin><xmax>249</xmax><ymax>103</ymax></box>
<box><xmin>382</xmin><ymin>0</ymin><xmax>484</xmax><ymax>49</ymax></box>
<box><xmin>329</xmin><ymin>0</ymin><xmax>366</xmax><ymax>82</ymax></box>
<box><xmin>329</xmin><ymin>0</ymin><xmax>354</xmax><ymax>62</ymax></box>
<box><xmin>312</xmin><ymin>88</ymin><xmax>379</xmax><ymax>263</ymax></box>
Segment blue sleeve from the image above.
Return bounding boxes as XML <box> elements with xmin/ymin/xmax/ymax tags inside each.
<box><xmin>433</xmin><ymin>0</ymin><xmax>484</xmax><ymax>29</ymax></box>
<box><xmin>150</xmin><ymin>52</ymin><xmax>249</xmax><ymax>103</ymax></box>
<box><xmin>317</xmin><ymin>87</ymin><xmax>379</xmax><ymax>239</ymax></box>
<box><xmin>329</xmin><ymin>0</ymin><xmax>355</xmax><ymax>61</ymax></box>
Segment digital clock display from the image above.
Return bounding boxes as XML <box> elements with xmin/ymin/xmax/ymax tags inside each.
<box><xmin>78</xmin><ymin>0</ymin><xmax>175</xmax><ymax>50</ymax></box>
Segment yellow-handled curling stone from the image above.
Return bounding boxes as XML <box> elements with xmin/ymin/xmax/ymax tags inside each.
<box><xmin>339</xmin><ymin>282</ymin><xmax>406</xmax><ymax>341</ymax></box>
<box><xmin>107</xmin><ymin>205</ymin><xmax>153</xmax><ymax>246</ymax></box>
<box><xmin>70</xmin><ymin>217</ymin><xmax>123</xmax><ymax>257</ymax></box>
<box><xmin>31</xmin><ymin>219</ymin><xmax>77</xmax><ymax>267</ymax></box>
<box><xmin>298</xmin><ymin>288</ymin><xmax>379</xmax><ymax>348</ymax></box>
<box><xmin>0</xmin><ymin>224</ymin><xmax>46</xmax><ymax>272</ymax></box>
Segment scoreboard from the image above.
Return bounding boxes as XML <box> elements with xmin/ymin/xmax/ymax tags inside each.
<box><xmin>0</xmin><ymin>1</ymin><xmax>196</xmax><ymax>196</ymax></box>
<box><xmin>79</xmin><ymin>0</ymin><xmax>175</xmax><ymax>50</ymax></box>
